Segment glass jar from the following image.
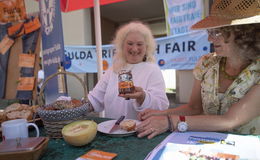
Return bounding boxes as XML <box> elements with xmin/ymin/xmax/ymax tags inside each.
<box><xmin>118</xmin><ymin>70</ymin><xmax>135</xmax><ymax>95</ymax></box>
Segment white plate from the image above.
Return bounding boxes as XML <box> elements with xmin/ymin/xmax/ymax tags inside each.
<box><xmin>97</xmin><ymin>119</ymin><xmax>140</xmax><ymax>137</ymax></box>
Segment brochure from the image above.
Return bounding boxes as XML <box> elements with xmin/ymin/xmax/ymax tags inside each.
<box><xmin>76</xmin><ymin>149</ymin><xmax>117</xmax><ymax>160</ymax></box>
<box><xmin>145</xmin><ymin>132</ymin><xmax>260</xmax><ymax>160</ymax></box>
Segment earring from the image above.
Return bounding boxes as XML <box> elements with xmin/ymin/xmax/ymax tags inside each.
<box><xmin>143</xmin><ymin>55</ymin><xmax>147</xmax><ymax>61</ymax></box>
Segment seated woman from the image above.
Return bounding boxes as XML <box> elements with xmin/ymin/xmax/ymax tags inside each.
<box><xmin>136</xmin><ymin>0</ymin><xmax>260</xmax><ymax>139</ymax></box>
<box><xmin>87</xmin><ymin>21</ymin><xmax>169</xmax><ymax>120</ymax></box>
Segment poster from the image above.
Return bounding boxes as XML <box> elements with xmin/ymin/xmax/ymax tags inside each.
<box><xmin>39</xmin><ymin>0</ymin><xmax>66</xmax><ymax>104</ymax></box>
<box><xmin>163</xmin><ymin>0</ymin><xmax>204</xmax><ymax>35</ymax></box>
<box><xmin>0</xmin><ymin>0</ymin><xmax>27</xmax><ymax>23</ymax></box>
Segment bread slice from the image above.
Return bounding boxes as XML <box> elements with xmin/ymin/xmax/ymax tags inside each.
<box><xmin>4</xmin><ymin>103</ymin><xmax>23</xmax><ymax>113</ymax></box>
<box><xmin>120</xmin><ymin>120</ymin><xmax>136</xmax><ymax>131</ymax></box>
<box><xmin>0</xmin><ymin>110</ymin><xmax>6</xmax><ymax>123</ymax></box>
<box><xmin>6</xmin><ymin>110</ymin><xmax>33</xmax><ymax>120</ymax></box>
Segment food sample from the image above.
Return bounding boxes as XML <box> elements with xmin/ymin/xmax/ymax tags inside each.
<box><xmin>4</xmin><ymin>103</ymin><xmax>24</xmax><ymax>113</ymax></box>
<box><xmin>43</xmin><ymin>99</ymin><xmax>83</xmax><ymax>110</ymax></box>
<box><xmin>6</xmin><ymin>110</ymin><xmax>33</xmax><ymax>120</ymax></box>
<box><xmin>4</xmin><ymin>103</ymin><xmax>34</xmax><ymax>121</ymax></box>
<box><xmin>119</xmin><ymin>119</ymin><xmax>136</xmax><ymax>131</ymax></box>
<box><xmin>0</xmin><ymin>110</ymin><xmax>6</xmax><ymax>123</ymax></box>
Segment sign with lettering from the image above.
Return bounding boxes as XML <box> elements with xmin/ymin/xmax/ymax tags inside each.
<box><xmin>0</xmin><ymin>0</ymin><xmax>27</xmax><ymax>23</ymax></box>
<box><xmin>0</xmin><ymin>35</ymin><xmax>14</xmax><ymax>55</ymax></box>
<box><xmin>17</xmin><ymin>77</ymin><xmax>35</xmax><ymax>91</ymax></box>
<box><xmin>39</xmin><ymin>0</ymin><xmax>66</xmax><ymax>104</ymax></box>
<box><xmin>163</xmin><ymin>0</ymin><xmax>204</xmax><ymax>35</ymax></box>
<box><xmin>65</xmin><ymin>30</ymin><xmax>210</xmax><ymax>72</ymax></box>
<box><xmin>65</xmin><ymin>44</ymin><xmax>114</xmax><ymax>73</ymax></box>
<box><xmin>7</xmin><ymin>22</ymin><xmax>24</xmax><ymax>37</ymax></box>
<box><xmin>18</xmin><ymin>53</ymin><xmax>35</xmax><ymax>68</ymax></box>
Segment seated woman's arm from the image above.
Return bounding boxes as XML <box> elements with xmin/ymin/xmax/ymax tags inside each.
<box><xmin>184</xmin><ymin>84</ymin><xmax>260</xmax><ymax>132</ymax></box>
<box><xmin>138</xmin><ymin>79</ymin><xmax>203</xmax><ymax>120</ymax></box>
<box><xmin>136</xmin><ymin>84</ymin><xmax>260</xmax><ymax>139</ymax></box>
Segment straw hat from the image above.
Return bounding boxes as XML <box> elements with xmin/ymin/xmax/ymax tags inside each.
<box><xmin>191</xmin><ymin>0</ymin><xmax>260</xmax><ymax>30</ymax></box>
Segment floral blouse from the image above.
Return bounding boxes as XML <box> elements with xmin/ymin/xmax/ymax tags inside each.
<box><xmin>193</xmin><ymin>53</ymin><xmax>260</xmax><ymax>135</ymax></box>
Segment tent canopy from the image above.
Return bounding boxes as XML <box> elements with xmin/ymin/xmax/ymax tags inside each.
<box><xmin>60</xmin><ymin>0</ymin><xmax>126</xmax><ymax>12</ymax></box>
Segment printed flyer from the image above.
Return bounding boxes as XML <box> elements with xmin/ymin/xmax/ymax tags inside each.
<box><xmin>145</xmin><ymin>132</ymin><xmax>260</xmax><ymax>160</ymax></box>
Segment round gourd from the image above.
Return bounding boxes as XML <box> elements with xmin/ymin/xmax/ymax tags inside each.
<box><xmin>62</xmin><ymin>120</ymin><xmax>97</xmax><ymax>146</ymax></box>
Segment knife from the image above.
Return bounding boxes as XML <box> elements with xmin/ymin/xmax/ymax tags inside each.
<box><xmin>109</xmin><ymin>115</ymin><xmax>125</xmax><ymax>133</ymax></box>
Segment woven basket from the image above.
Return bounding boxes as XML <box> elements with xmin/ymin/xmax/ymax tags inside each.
<box><xmin>37</xmin><ymin>70</ymin><xmax>89</xmax><ymax>138</ymax></box>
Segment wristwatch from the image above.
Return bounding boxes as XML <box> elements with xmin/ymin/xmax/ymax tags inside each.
<box><xmin>177</xmin><ymin>116</ymin><xmax>188</xmax><ymax>132</ymax></box>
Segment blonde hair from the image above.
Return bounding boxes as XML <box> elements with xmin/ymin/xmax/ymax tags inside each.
<box><xmin>112</xmin><ymin>21</ymin><xmax>156</xmax><ymax>73</ymax></box>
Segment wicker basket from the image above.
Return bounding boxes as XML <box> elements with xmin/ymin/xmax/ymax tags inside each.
<box><xmin>37</xmin><ymin>70</ymin><xmax>89</xmax><ymax>138</ymax></box>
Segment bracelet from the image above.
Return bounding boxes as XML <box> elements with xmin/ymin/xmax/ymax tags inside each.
<box><xmin>167</xmin><ymin>115</ymin><xmax>174</xmax><ymax>132</ymax></box>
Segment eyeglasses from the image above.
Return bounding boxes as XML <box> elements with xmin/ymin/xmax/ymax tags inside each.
<box><xmin>207</xmin><ymin>29</ymin><xmax>222</xmax><ymax>39</ymax></box>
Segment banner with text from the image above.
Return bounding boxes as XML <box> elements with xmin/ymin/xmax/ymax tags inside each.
<box><xmin>163</xmin><ymin>0</ymin><xmax>204</xmax><ymax>35</ymax></box>
<box><xmin>65</xmin><ymin>30</ymin><xmax>210</xmax><ymax>73</ymax></box>
<box><xmin>39</xmin><ymin>0</ymin><xmax>66</xmax><ymax>103</ymax></box>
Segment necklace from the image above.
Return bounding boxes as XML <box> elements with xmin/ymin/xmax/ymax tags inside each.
<box><xmin>220</xmin><ymin>57</ymin><xmax>238</xmax><ymax>80</ymax></box>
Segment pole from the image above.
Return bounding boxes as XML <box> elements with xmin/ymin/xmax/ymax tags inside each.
<box><xmin>94</xmin><ymin>0</ymin><xmax>104</xmax><ymax>117</ymax></box>
<box><xmin>94</xmin><ymin>0</ymin><xmax>103</xmax><ymax>80</ymax></box>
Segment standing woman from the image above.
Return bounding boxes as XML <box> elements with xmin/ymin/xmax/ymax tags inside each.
<box><xmin>87</xmin><ymin>21</ymin><xmax>169</xmax><ymax>120</ymax></box>
<box><xmin>137</xmin><ymin>0</ymin><xmax>260</xmax><ymax>139</ymax></box>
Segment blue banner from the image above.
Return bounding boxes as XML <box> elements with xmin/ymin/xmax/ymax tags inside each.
<box><xmin>64</xmin><ymin>45</ymin><xmax>114</xmax><ymax>73</ymax></box>
<box><xmin>65</xmin><ymin>30</ymin><xmax>210</xmax><ymax>73</ymax></box>
<box><xmin>39</xmin><ymin>0</ymin><xmax>66</xmax><ymax>103</ymax></box>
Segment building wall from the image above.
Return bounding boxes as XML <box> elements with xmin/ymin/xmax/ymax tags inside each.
<box><xmin>24</xmin><ymin>0</ymin><xmax>39</xmax><ymax>14</ymax></box>
<box><xmin>100</xmin><ymin>18</ymin><xmax>118</xmax><ymax>44</ymax></box>
<box><xmin>61</xmin><ymin>9</ymin><xmax>95</xmax><ymax>99</ymax></box>
<box><xmin>176</xmin><ymin>70</ymin><xmax>194</xmax><ymax>103</ymax></box>
<box><xmin>62</xmin><ymin>9</ymin><xmax>92</xmax><ymax>45</ymax></box>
